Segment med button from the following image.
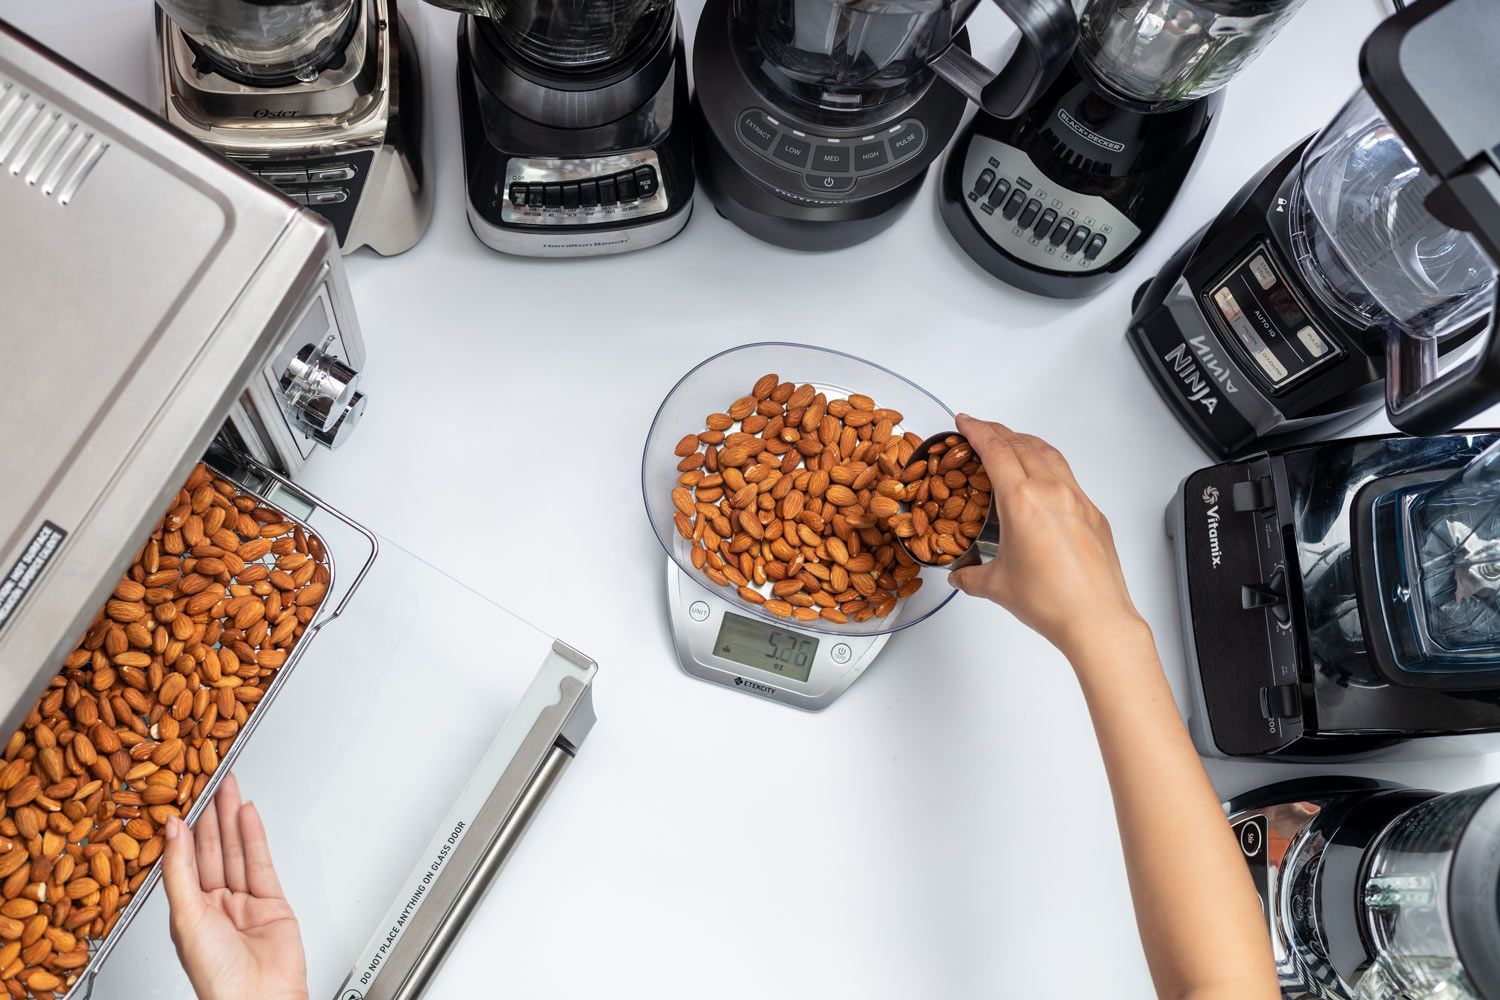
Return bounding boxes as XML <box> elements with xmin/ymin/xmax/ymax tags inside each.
<box><xmin>811</xmin><ymin>145</ymin><xmax>851</xmax><ymax>172</ymax></box>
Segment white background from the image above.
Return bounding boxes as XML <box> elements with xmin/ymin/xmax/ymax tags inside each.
<box><xmin>8</xmin><ymin>0</ymin><xmax>1500</xmax><ymax>997</ymax></box>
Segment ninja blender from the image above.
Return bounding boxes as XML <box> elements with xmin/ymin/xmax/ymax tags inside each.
<box><xmin>691</xmin><ymin>0</ymin><xmax>1076</xmax><ymax>251</ymax></box>
<box><xmin>1226</xmin><ymin>778</ymin><xmax>1500</xmax><ymax>1000</ymax></box>
<box><xmin>426</xmin><ymin>0</ymin><xmax>693</xmax><ymax>256</ymax></box>
<box><xmin>154</xmin><ymin>0</ymin><xmax>433</xmax><ymax>256</ymax></box>
<box><xmin>940</xmin><ymin>0</ymin><xmax>1305</xmax><ymax>298</ymax></box>
<box><xmin>1130</xmin><ymin>0</ymin><xmax>1500</xmax><ymax>459</ymax></box>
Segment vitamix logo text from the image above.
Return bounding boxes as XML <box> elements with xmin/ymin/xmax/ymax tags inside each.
<box><xmin>1202</xmin><ymin>489</ymin><xmax>1223</xmax><ymax>569</ymax></box>
<box><xmin>1163</xmin><ymin>336</ymin><xmax>1239</xmax><ymax>414</ymax></box>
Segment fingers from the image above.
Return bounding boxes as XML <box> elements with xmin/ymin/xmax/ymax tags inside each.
<box><xmin>194</xmin><ymin>784</ymin><xmax>225</xmax><ymax>892</ymax></box>
<box><xmin>948</xmin><ymin>565</ymin><xmax>980</xmax><ymax>597</ymax></box>
<box><xmin>216</xmin><ymin>774</ymin><xmax>248</xmax><ymax>894</ymax></box>
<box><xmin>238</xmin><ymin>802</ymin><xmax>286</xmax><ymax>901</ymax></box>
<box><xmin>162</xmin><ymin>817</ymin><xmax>206</xmax><ymax>930</ymax></box>
<box><xmin>955</xmin><ymin>414</ymin><xmax>1025</xmax><ymax>491</ymax></box>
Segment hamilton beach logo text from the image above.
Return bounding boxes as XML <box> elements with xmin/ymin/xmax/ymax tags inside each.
<box><xmin>733</xmin><ymin>676</ymin><xmax>775</xmax><ymax>695</ymax></box>
<box><xmin>1056</xmin><ymin>109</ymin><xmax>1124</xmax><ymax>153</ymax></box>
<box><xmin>1163</xmin><ymin>336</ymin><xmax>1239</xmax><ymax>413</ymax></box>
<box><xmin>1202</xmin><ymin>486</ymin><xmax>1223</xmax><ymax>569</ymax></box>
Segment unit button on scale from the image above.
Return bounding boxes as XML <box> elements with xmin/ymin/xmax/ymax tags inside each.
<box><xmin>960</xmin><ymin>136</ymin><xmax>1141</xmax><ymax>272</ymax></box>
<box><xmin>736</xmin><ymin>109</ymin><xmax>926</xmax><ymax>196</ymax></box>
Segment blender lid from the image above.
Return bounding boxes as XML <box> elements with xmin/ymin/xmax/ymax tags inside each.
<box><xmin>1449</xmin><ymin>784</ymin><xmax>1500</xmax><ymax>999</ymax></box>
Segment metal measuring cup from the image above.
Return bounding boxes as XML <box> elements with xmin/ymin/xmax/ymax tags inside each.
<box><xmin>895</xmin><ymin>432</ymin><xmax>999</xmax><ymax>572</ymax></box>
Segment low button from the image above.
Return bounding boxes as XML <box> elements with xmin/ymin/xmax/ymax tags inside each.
<box><xmin>737</xmin><ymin>111</ymin><xmax>777</xmax><ymax>151</ymax></box>
<box><xmin>634</xmin><ymin>166</ymin><xmax>659</xmax><ymax>198</ymax></box>
<box><xmin>805</xmin><ymin>173</ymin><xmax>855</xmax><ymax>193</ymax></box>
<box><xmin>888</xmin><ymin>122</ymin><xmax>925</xmax><ymax>161</ymax></box>
<box><xmin>1049</xmin><ymin>217</ymin><xmax>1073</xmax><ymax>246</ymax></box>
<box><xmin>854</xmin><ymin>142</ymin><xmax>888</xmax><ymax>171</ymax></box>
<box><xmin>1001</xmin><ymin>189</ymin><xmax>1026</xmax><ymax>220</ymax></box>
<box><xmin>1066</xmin><ymin>225</ymin><xmax>1091</xmax><ymax>255</ymax></box>
<box><xmin>1033</xmin><ymin>207</ymin><xmax>1058</xmax><ymax>239</ymax></box>
<box><xmin>773</xmin><ymin>135</ymin><xmax>812</xmax><ymax>169</ymax></box>
<box><xmin>1018</xmin><ymin>198</ymin><xmax>1042</xmax><ymax>228</ymax></box>
<box><xmin>811</xmin><ymin>145</ymin><xmax>851</xmax><ymax>172</ymax></box>
<box><xmin>1084</xmin><ymin>233</ymin><xmax>1108</xmax><ymax>261</ymax></box>
<box><xmin>689</xmin><ymin>601</ymin><xmax>710</xmax><ymax>623</ymax></box>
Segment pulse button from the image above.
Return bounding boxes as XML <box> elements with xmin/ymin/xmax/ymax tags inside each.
<box><xmin>634</xmin><ymin>166</ymin><xmax>659</xmax><ymax>198</ymax></box>
<box><xmin>509</xmin><ymin>183</ymin><xmax>528</xmax><ymax>207</ymax></box>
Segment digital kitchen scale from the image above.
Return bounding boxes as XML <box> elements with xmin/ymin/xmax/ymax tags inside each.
<box><xmin>644</xmin><ymin>344</ymin><xmax>962</xmax><ymax>711</ymax></box>
<box><xmin>666</xmin><ymin>561</ymin><xmax>890</xmax><ymax>710</ymax></box>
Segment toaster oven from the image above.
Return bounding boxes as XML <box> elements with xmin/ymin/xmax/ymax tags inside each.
<box><xmin>0</xmin><ymin>20</ymin><xmax>596</xmax><ymax>1000</ymax></box>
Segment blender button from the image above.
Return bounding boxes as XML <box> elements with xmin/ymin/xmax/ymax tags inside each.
<box><xmin>288</xmin><ymin>191</ymin><xmax>310</xmax><ymax>206</ymax></box>
<box><xmin>971</xmin><ymin>168</ymin><xmax>995</xmax><ymax>198</ymax></box>
<box><xmin>307</xmin><ymin>164</ymin><xmax>356</xmax><ymax>183</ymax></box>
<box><xmin>812</xmin><ymin>145</ymin><xmax>851</xmax><ymax>172</ymax></box>
<box><xmin>616</xmin><ymin>170</ymin><xmax>639</xmax><ymax>200</ymax></box>
<box><xmin>527</xmin><ymin>185</ymin><xmax>546</xmax><ymax>208</ymax></box>
<box><xmin>306</xmin><ymin>187</ymin><xmax>348</xmax><ymax>206</ymax></box>
<box><xmin>1018</xmin><ymin>198</ymin><xmax>1042</xmax><ymax>228</ymax></box>
<box><xmin>831</xmin><ymin>643</ymin><xmax>852</xmax><ymax>664</ymax></box>
<box><xmin>508</xmin><ymin>183</ymin><xmax>528</xmax><ymax>207</ymax></box>
<box><xmin>1001</xmin><ymin>189</ymin><xmax>1026</xmax><ymax>220</ymax></box>
<box><xmin>1067</xmin><ymin>225</ymin><xmax>1091</xmax><ymax>255</ymax></box>
<box><xmin>561</xmin><ymin>182</ymin><xmax>580</xmax><ymax>209</ymax></box>
<box><xmin>1033</xmin><ymin>207</ymin><xmax>1058</xmax><ymax>238</ymax></box>
<box><xmin>1238</xmin><ymin>821</ymin><xmax>1262</xmax><ymax>857</ymax></box>
<box><xmin>689</xmin><ymin>601</ymin><xmax>710</xmax><ymax>622</ymax></box>
<box><xmin>804</xmin><ymin>173</ymin><xmax>855</xmax><ymax>193</ymax></box>
<box><xmin>543</xmin><ymin>183</ymin><xmax>563</xmax><ymax>208</ymax></box>
<box><xmin>259</xmin><ymin>166</ymin><xmax>308</xmax><ymax>187</ymax></box>
<box><xmin>985</xmin><ymin>177</ymin><xmax>1010</xmax><ymax>209</ymax></box>
<box><xmin>888</xmin><ymin>121</ymin><xmax>925</xmax><ymax>160</ymax></box>
<box><xmin>738</xmin><ymin>111</ymin><xmax>777</xmax><ymax>151</ymax></box>
<box><xmin>598</xmin><ymin>176</ymin><xmax>618</xmax><ymax>204</ymax></box>
<box><xmin>773</xmin><ymin>135</ymin><xmax>811</xmax><ymax>168</ymax></box>
<box><xmin>853</xmin><ymin>142</ymin><xmax>888</xmax><ymax>170</ymax></box>
<box><xmin>1084</xmin><ymin>233</ymin><xmax>1108</xmax><ymax>260</ymax></box>
<box><xmin>578</xmin><ymin>179</ymin><xmax>599</xmax><ymax>207</ymax></box>
<box><xmin>1049</xmin><ymin>217</ymin><xmax>1073</xmax><ymax>246</ymax></box>
<box><xmin>634</xmin><ymin>166</ymin><xmax>659</xmax><ymax>197</ymax></box>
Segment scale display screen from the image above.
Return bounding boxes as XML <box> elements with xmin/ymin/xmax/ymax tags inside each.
<box><xmin>714</xmin><ymin>612</ymin><xmax>818</xmax><ymax>683</ymax></box>
<box><xmin>1207</xmin><ymin>244</ymin><xmax>1341</xmax><ymax>393</ymax></box>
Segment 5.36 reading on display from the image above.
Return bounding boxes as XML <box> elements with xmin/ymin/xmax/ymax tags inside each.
<box><xmin>714</xmin><ymin>612</ymin><xmax>818</xmax><ymax>683</ymax></box>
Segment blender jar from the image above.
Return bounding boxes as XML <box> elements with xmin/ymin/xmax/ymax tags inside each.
<box><xmin>157</xmin><ymin>0</ymin><xmax>359</xmax><ymax>83</ymax></box>
<box><xmin>1359</xmin><ymin>785</ymin><xmax>1500</xmax><ymax>1000</ymax></box>
<box><xmin>1076</xmin><ymin>0</ymin><xmax>1306</xmax><ymax>107</ymax></box>
<box><xmin>1292</xmin><ymin>88</ymin><xmax>1497</xmax><ymax>423</ymax></box>
<box><xmin>424</xmin><ymin>0</ymin><xmax>671</xmax><ymax>67</ymax></box>
<box><xmin>643</xmin><ymin>343</ymin><xmax>959</xmax><ymax>638</ymax></box>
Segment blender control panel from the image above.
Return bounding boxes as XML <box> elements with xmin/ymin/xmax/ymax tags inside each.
<box><xmin>501</xmin><ymin>150</ymin><xmax>669</xmax><ymax>226</ymax></box>
<box><xmin>735</xmin><ymin>109</ymin><xmax>926</xmax><ymax>196</ymax></box>
<box><xmin>1207</xmin><ymin>243</ymin><xmax>1342</xmax><ymax>394</ymax></box>
<box><xmin>960</xmin><ymin>138</ymin><xmax>1140</xmax><ymax>271</ymax></box>
<box><xmin>240</xmin><ymin>150</ymin><xmax>375</xmax><ymax>245</ymax></box>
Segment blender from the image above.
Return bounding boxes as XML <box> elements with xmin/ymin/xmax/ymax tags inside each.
<box><xmin>1225</xmin><ymin>778</ymin><xmax>1500</xmax><ymax>1000</ymax></box>
<box><xmin>643</xmin><ymin>344</ymin><xmax>959</xmax><ymax>709</ymax></box>
<box><xmin>691</xmin><ymin>0</ymin><xmax>1077</xmax><ymax>251</ymax></box>
<box><xmin>425</xmin><ymin>0</ymin><xmax>694</xmax><ymax>256</ymax></box>
<box><xmin>154</xmin><ymin>0</ymin><xmax>434</xmax><ymax>256</ymax></box>
<box><xmin>940</xmin><ymin>0</ymin><xmax>1306</xmax><ymax>298</ymax></box>
<box><xmin>1130</xmin><ymin>0</ymin><xmax>1500</xmax><ymax>459</ymax></box>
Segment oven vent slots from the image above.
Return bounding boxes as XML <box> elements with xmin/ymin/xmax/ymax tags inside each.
<box><xmin>0</xmin><ymin>76</ymin><xmax>109</xmax><ymax>205</ymax></box>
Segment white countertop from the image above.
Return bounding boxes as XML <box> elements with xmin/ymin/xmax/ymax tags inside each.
<box><xmin>9</xmin><ymin>1</ymin><xmax>1500</xmax><ymax>997</ymax></box>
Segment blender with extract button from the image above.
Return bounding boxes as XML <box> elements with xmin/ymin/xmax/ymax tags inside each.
<box><xmin>423</xmin><ymin>0</ymin><xmax>694</xmax><ymax>256</ymax></box>
<box><xmin>941</xmin><ymin>0</ymin><xmax>1306</xmax><ymax>298</ymax></box>
<box><xmin>691</xmin><ymin>0</ymin><xmax>1076</xmax><ymax>250</ymax></box>
<box><xmin>1130</xmin><ymin>0</ymin><xmax>1500</xmax><ymax>460</ymax></box>
<box><xmin>153</xmin><ymin>0</ymin><xmax>433</xmax><ymax>255</ymax></box>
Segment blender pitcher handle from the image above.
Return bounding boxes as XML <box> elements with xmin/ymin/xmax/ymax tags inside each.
<box><xmin>930</xmin><ymin>0</ymin><xmax>1076</xmax><ymax>119</ymax></box>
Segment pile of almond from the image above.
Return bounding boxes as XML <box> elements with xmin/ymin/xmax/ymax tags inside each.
<box><xmin>0</xmin><ymin>464</ymin><xmax>327</xmax><ymax>999</ymax></box>
<box><xmin>886</xmin><ymin>433</ymin><xmax>992</xmax><ymax>566</ymax></box>
<box><xmin>671</xmin><ymin>373</ymin><xmax>933</xmax><ymax>625</ymax></box>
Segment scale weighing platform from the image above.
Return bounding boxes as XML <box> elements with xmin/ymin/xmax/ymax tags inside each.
<box><xmin>666</xmin><ymin>562</ymin><xmax>891</xmax><ymax>710</ymax></box>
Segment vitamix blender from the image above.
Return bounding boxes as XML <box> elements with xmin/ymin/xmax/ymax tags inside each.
<box><xmin>692</xmin><ymin>0</ymin><xmax>1076</xmax><ymax>250</ymax></box>
<box><xmin>940</xmin><ymin>0</ymin><xmax>1305</xmax><ymax>298</ymax></box>
<box><xmin>154</xmin><ymin>0</ymin><xmax>433</xmax><ymax>255</ymax></box>
<box><xmin>427</xmin><ymin>0</ymin><xmax>693</xmax><ymax>256</ymax></box>
<box><xmin>1226</xmin><ymin>778</ymin><xmax>1500</xmax><ymax>1000</ymax></box>
<box><xmin>1130</xmin><ymin>0</ymin><xmax>1500</xmax><ymax>459</ymax></box>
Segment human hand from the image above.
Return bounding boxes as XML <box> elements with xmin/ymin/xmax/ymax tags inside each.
<box><xmin>161</xmin><ymin>774</ymin><xmax>308</xmax><ymax>1000</ymax></box>
<box><xmin>947</xmin><ymin>415</ymin><xmax>1144</xmax><ymax>661</ymax></box>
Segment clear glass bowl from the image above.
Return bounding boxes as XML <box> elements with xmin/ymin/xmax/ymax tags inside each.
<box><xmin>642</xmin><ymin>342</ymin><xmax>959</xmax><ymax>637</ymax></box>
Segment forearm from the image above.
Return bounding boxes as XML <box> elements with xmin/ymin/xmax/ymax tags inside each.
<box><xmin>1068</xmin><ymin>618</ymin><xmax>1278</xmax><ymax>1000</ymax></box>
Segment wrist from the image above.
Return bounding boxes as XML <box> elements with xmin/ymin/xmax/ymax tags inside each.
<box><xmin>1057</xmin><ymin>612</ymin><xmax>1154</xmax><ymax>673</ymax></box>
